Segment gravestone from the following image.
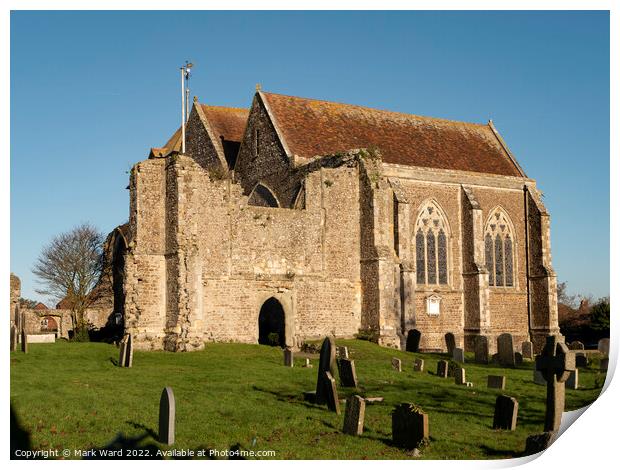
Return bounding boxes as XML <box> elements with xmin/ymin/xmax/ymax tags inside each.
<box><xmin>284</xmin><ymin>348</ymin><xmax>294</xmax><ymax>367</ymax></box>
<box><xmin>566</xmin><ymin>369</ymin><xmax>578</xmax><ymax>390</ymax></box>
<box><xmin>568</xmin><ymin>341</ymin><xmax>584</xmax><ymax>350</ymax></box>
<box><xmin>337</xmin><ymin>358</ymin><xmax>358</xmax><ymax>388</ymax></box>
<box><xmin>493</xmin><ymin>395</ymin><xmax>518</xmax><ymax>430</ymax></box>
<box><xmin>533</xmin><ymin>370</ymin><xmax>546</xmax><ymax>385</ymax></box>
<box><xmin>158</xmin><ymin>387</ymin><xmax>175</xmax><ymax>445</ymax></box>
<box><xmin>600</xmin><ymin>358</ymin><xmax>609</xmax><ymax>371</ymax></box>
<box><xmin>436</xmin><ymin>360</ymin><xmax>448</xmax><ymax>378</ymax></box>
<box><xmin>497</xmin><ymin>333</ymin><xmax>515</xmax><ymax>367</ymax></box>
<box><xmin>342</xmin><ymin>395</ymin><xmax>365</xmax><ymax>436</ymax></box>
<box><xmin>392</xmin><ymin>403</ymin><xmax>429</xmax><ymax>449</ymax></box>
<box><xmin>406</xmin><ymin>329</ymin><xmax>422</xmax><ymax>353</ymax></box>
<box><xmin>20</xmin><ymin>330</ymin><xmax>28</xmax><ymax>353</ymax></box>
<box><xmin>487</xmin><ymin>375</ymin><xmax>506</xmax><ymax>390</ymax></box>
<box><xmin>474</xmin><ymin>335</ymin><xmax>489</xmax><ymax>364</ymax></box>
<box><xmin>324</xmin><ymin>371</ymin><xmax>340</xmax><ymax>414</ymax></box>
<box><xmin>444</xmin><ymin>333</ymin><xmax>456</xmax><ymax>356</ymax></box>
<box><xmin>119</xmin><ymin>335</ymin><xmax>128</xmax><ymax>367</ymax></box>
<box><xmin>303</xmin><ymin>358</ymin><xmax>313</xmax><ymax>368</ymax></box>
<box><xmin>536</xmin><ymin>335</ymin><xmax>576</xmax><ymax>432</ymax></box>
<box><xmin>336</xmin><ymin>346</ymin><xmax>349</xmax><ymax>359</ymax></box>
<box><xmin>575</xmin><ymin>353</ymin><xmax>588</xmax><ymax>368</ymax></box>
<box><xmin>515</xmin><ymin>352</ymin><xmax>523</xmax><ymax>366</ymax></box>
<box><xmin>454</xmin><ymin>367</ymin><xmax>466</xmax><ymax>386</ymax></box>
<box><xmin>315</xmin><ymin>337</ymin><xmax>336</xmax><ymax>405</ymax></box>
<box><xmin>452</xmin><ymin>348</ymin><xmax>465</xmax><ymax>363</ymax></box>
<box><xmin>598</xmin><ymin>338</ymin><xmax>610</xmax><ymax>357</ymax></box>
<box><xmin>525</xmin><ymin>431</ymin><xmax>557</xmax><ymax>455</ymax></box>
<box><xmin>521</xmin><ymin>341</ymin><xmax>534</xmax><ymax>360</ymax></box>
<box><xmin>391</xmin><ymin>357</ymin><xmax>402</xmax><ymax>372</ymax></box>
<box><xmin>125</xmin><ymin>334</ymin><xmax>134</xmax><ymax>367</ymax></box>
<box><xmin>413</xmin><ymin>358</ymin><xmax>424</xmax><ymax>372</ymax></box>
<box><xmin>10</xmin><ymin>325</ymin><xmax>17</xmax><ymax>352</ymax></box>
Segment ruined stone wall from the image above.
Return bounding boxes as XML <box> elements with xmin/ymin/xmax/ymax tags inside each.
<box><xmin>10</xmin><ymin>273</ymin><xmax>20</xmax><ymax>325</ymax></box>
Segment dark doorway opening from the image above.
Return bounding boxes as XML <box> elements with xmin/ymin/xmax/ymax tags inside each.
<box><xmin>258</xmin><ymin>297</ymin><xmax>285</xmax><ymax>347</ymax></box>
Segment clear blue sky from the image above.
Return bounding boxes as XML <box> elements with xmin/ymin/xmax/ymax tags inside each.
<box><xmin>10</xmin><ymin>10</ymin><xmax>609</xmax><ymax>304</ymax></box>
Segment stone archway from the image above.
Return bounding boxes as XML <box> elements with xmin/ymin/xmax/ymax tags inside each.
<box><xmin>258</xmin><ymin>297</ymin><xmax>286</xmax><ymax>347</ymax></box>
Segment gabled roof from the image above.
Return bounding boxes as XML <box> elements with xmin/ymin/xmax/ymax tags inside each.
<box><xmin>259</xmin><ymin>92</ymin><xmax>525</xmax><ymax>177</ymax></box>
<box><xmin>199</xmin><ymin>105</ymin><xmax>248</xmax><ymax>144</ymax></box>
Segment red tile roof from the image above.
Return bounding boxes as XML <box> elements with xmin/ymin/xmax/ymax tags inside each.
<box><xmin>199</xmin><ymin>105</ymin><xmax>248</xmax><ymax>143</ymax></box>
<box><xmin>261</xmin><ymin>92</ymin><xmax>524</xmax><ymax>177</ymax></box>
<box><xmin>33</xmin><ymin>302</ymin><xmax>48</xmax><ymax>310</ymax></box>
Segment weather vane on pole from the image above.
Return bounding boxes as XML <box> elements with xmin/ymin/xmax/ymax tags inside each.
<box><xmin>180</xmin><ymin>60</ymin><xmax>193</xmax><ymax>154</ymax></box>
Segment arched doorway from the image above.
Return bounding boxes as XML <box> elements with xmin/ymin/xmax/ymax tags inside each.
<box><xmin>258</xmin><ymin>297</ymin><xmax>285</xmax><ymax>347</ymax></box>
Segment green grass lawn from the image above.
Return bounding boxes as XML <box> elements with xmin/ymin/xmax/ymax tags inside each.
<box><xmin>10</xmin><ymin>339</ymin><xmax>605</xmax><ymax>460</ymax></box>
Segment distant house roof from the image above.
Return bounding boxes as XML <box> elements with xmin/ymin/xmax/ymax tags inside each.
<box><xmin>33</xmin><ymin>302</ymin><xmax>48</xmax><ymax>310</ymax></box>
<box><xmin>260</xmin><ymin>91</ymin><xmax>525</xmax><ymax>177</ymax></box>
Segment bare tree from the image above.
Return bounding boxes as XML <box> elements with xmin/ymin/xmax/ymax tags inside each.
<box><xmin>32</xmin><ymin>223</ymin><xmax>104</xmax><ymax>336</ymax></box>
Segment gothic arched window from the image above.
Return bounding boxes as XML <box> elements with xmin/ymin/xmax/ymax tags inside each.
<box><xmin>484</xmin><ymin>208</ymin><xmax>515</xmax><ymax>287</ymax></box>
<box><xmin>414</xmin><ymin>201</ymin><xmax>450</xmax><ymax>286</ymax></box>
<box><xmin>248</xmin><ymin>183</ymin><xmax>279</xmax><ymax>208</ymax></box>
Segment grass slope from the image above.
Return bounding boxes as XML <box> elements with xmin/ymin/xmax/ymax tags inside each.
<box><xmin>10</xmin><ymin>339</ymin><xmax>605</xmax><ymax>459</ymax></box>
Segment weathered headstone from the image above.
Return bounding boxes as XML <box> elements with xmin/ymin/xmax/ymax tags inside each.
<box><xmin>158</xmin><ymin>387</ymin><xmax>175</xmax><ymax>445</ymax></box>
<box><xmin>525</xmin><ymin>431</ymin><xmax>557</xmax><ymax>455</ymax></box>
<box><xmin>536</xmin><ymin>335</ymin><xmax>576</xmax><ymax>432</ymax></box>
<box><xmin>10</xmin><ymin>325</ymin><xmax>17</xmax><ymax>352</ymax></box>
<box><xmin>125</xmin><ymin>333</ymin><xmax>134</xmax><ymax>367</ymax></box>
<box><xmin>600</xmin><ymin>358</ymin><xmax>609</xmax><ymax>371</ymax></box>
<box><xmin>575</xmin><ymin>353</ymin><xmax>588</xmax><ymax>368</ymax></box>
<box><xmin>497</xmin><ymin>333</ymin><xmax>515</xmax><ymax>367</ymax></box>
<box><xmin>493</xmin><ymin>395</ymin><xmax>518</xmax><ymax>430</ymax></box>
<box><xmin>566</xmin><ymin>369</ymin><xmax>578</xmax><ymax>390</ymax></box>
<box><xmin>533</xmin><ymin>370</ymin><xmax>546</xmax><ymax>385</ymax></box>
<box><xmin>515</xmin><ymin>352</ymin><xmax>523</xmax><ymax>366</ymax></box>
<box><xmin>392</xmin><ymin>403</ymin><xmax>429</xmax><ymax>449</ymax></box>
<box><xmin>487</xmin><ymin>375</ymin><xmax>506</xmax><ymax>390</ymax></box>
<box><xmin>568</xmin><ymin>341</ymin><xmax>584</xmax><ymax>350</ymax></box>
<box><xmin>391</xmin><ymin>357</ymin><xmax>402</xmax><ymax>372</ymax></box>
<box><xmin>342</xmin><ymin>395</ymin><xmax>365</xmax><ymax>436</ymax></box>
<box><xmin>284</xmin><ymin>348</ymin><xmax>294</xmax><ymax>367</ymax></box>
<box><xmin>337</xmin><ymin>358</ymin><xmax>358</xmax><ymax>388</ymax></box>
<box><xmin>324</xmin><ymin>371</ymin><xmax>340</xmax><ymax>414</ymax></box>
<box><xmin>118</xmin><ymin>335</ymin><xmax>128</xmax><ymax>367</ymax></box>
<box><xmin>315</xmin><ymin>337</ymin><xmax>336</xmax><ymax>405</ymax></box>
<box><xmin>336</xmin><ymin>346</ymin><xmax>349</xmax><ymax>359</ymax></box>
<box><xmin>20</xmin><ymin>330</ymin><xmax>28</xmax><ymax>353</ymax></box>
<box><xmin>406</xmin><ymin>329</ymin><xmax>422</xmax><ymax>353</ymax></box>
<box><xmin>474</xmin><ymin>335</ymin><xmax>489</xmax><ymax>364</ymax></box>
<box><xmin>436</xmin><ymin>360</ymin><xmax>448</xmax><ymax>378</ymax></box>
<box><xmin>413</xmin><ymin>358</ymin><xmax>424</xmax><ymax>372</ymax></box>
<box><xmin>454</xmin><ymin>367</ymin><xmax>466</xmax><ymax>386</ymax></box>
<box><xmin>444</xmin><ymin>333</ymin><xmax>456</xmax><ymax>356</ymax></box>
<box><xmin>598</xmin><ymin>338</ymin><xmax>610</xmax><ymax>357</ymax></box>
<box><xmin>521</xmin><ymin>341</ymin><xmax>534</xmax><ymax>360</ymax></box>
<box><xmin>452</xmin><ymin>348</ymin><xmax>465</xmax><ymax>363</ymax></box>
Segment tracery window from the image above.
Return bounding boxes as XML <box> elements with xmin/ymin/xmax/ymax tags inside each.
<box><xmin>484</xmin><ymin>209</ymin><xmax>515</xmax><ymax>287</ymax></box>
<box><xmin>248</xmin><ymin>183</ymin><xmax>279</xmax><ymax>208</ymax></box>
<box><xmin>414</xmin><ymin>201</ymin><xmax>450</xmax><ymax>286</ymax></box>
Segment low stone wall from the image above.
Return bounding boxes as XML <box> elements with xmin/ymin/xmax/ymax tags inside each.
<box><xmin>26</xmin><ymin>333</ymin><xmax>56</xmax><ymax>344</ymax></box>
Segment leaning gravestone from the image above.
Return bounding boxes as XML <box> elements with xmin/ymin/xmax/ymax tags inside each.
<box><xmin>342</xmin><ymin>395</ymin><xmax>365</xmax><ymax>436</ymax></box>
<box><xmin>598</xmin><ymin>338</ymin><xmax>610</xmax><ymax>357</ymax></box>
<box><xmin>536</xmin><ymin>335</ymin><xmax>576</xmax><ymax>432</ymax></box>
<box><xmin>315</xmin><ymin>337</ymin><xmax>336</xmax><ymax>405</ymax></box>
<box><xmin>568</xmin><ymin>341</ymin><xmax>584</xmax><ymax>350</ymax></box>
<box><xmin>10</xmin><ymin>325</ymin><xmax>17</xmax><ymax>352</ymax></box>
<box><xmin>337</xmin><ymin>358</ymin><xmax>358</xmax><ymax>388</ymax></box>
<box><xmin>474</xmin><ymin>335</ymin><xmax>489</xmax><ymax>364</ymax></box>
<box><xmin>392</xmin><ymin>403</ymin><xmax>429</xmax><ymax>449</ymax></box>
<box><xmin>20</xmin><ymin>330</ymin><xmax>28</xmax><ymax>353</ymax></box>
<box><xmin>497</xmin><ymin>333</ymin><xmax>515</xmax><ymax>367</ymax></box>
<box><xmin>324</xmin><ymin>371</ymin><xmax>340</xmax><ymax>414</ymax></box>
<box><xmin>406</xmin><ymin>329</ymin><xmax>422</xmax><ymax>353</ymax></box>
<box><xmin>158</xmin><ymin>387</ymin><xmax>175</xmax><ymax>445</ymax></box>
<box><xmin>487</xmin><ymin>375</ymin><xmax>506</xmax><ymax>390</ymax></box>
<box><xmin>413</xmin><ymin>358</ymin><xmax>424</xmax><ymax>372</ymax></box>
<box><xmin>453</xmin><ymin>348</ymin><xmax>465</xmax><ymax>363</ymax></box>
<box><xmin>521</xmin><ymin>341</ymin><xmax>534</xmax><ymax>360</ymax></box>
<box><xmin>391</xmin><ymin>357</ymin><xmax>402</xmax><ymax>372</ymax></box>
<box><xmin>525</xmin><ymin>431</ymin><xmax>557</xmax><ymax>455</ymax></box>
<box><xmin>493</xmin><ymin>395</ymin><xmax>518</xmax><ymax>430</ymax></box>
<box><xmin>566</xmin><ymin>369</ymin><xmax>578</xmax><ymax>390</ymax></box>
<box><xmin>284</xmin><ymin>348</ymin><xmax>294</xmax><ymax>367</ymax></box>
<box><xmin>436</xmin><ymin>360</ymin><xmax>448</xmax><ymax>378</ymax></box>
<box><xmin>444</xmin><ymin>333</ymin><xmax>456</xmax><ymax>356</ymax></box>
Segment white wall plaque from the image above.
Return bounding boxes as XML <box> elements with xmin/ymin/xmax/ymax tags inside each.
<box><xmin>427</xmin><ymin>294</ymin><xmax>441</xmax><ymax>316</ymax></box>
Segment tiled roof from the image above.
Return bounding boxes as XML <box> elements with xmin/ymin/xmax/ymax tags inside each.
<box><xmin>33</xmin><ymin>302</ymin><xmax>48</xmax><ymax>310</ymax></box>
<box><xmin>200</xmin><ymin>105</ymin><xmax>248</xmax><ymax>143</ymax></box>
<box><xmin>261</xmin><ymin>92</ymin><xmax>524</xmax><ymax>177</ymax></box>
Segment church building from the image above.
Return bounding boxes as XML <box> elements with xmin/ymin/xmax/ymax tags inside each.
<box><xmin>117</xmin><ymin>89</ymin><xmax>560</xmax><ymax>353</ymax></box>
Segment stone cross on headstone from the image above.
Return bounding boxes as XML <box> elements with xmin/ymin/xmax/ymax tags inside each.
<box><xmin>535</xmin><ymin>335</ymin><xmax>576</xmax><ymax>432</ymax></box>
<box><xmin>342</xmin><ymin>395</ymin><xmax>365</xmax><ymax>436</ymax></box>
<box><xmin>315</xmin><ymin>337</ymin><xmax>336</xmax><ymax>405</ymax></box>
<box><xmin>158</xmin><ymin>387</ymin><xmax>175</xmax><ymax>445</ymax></box>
